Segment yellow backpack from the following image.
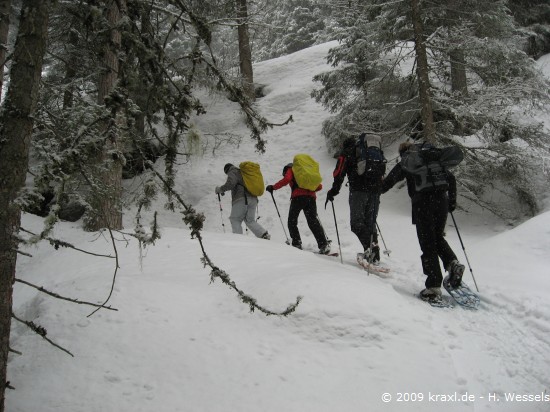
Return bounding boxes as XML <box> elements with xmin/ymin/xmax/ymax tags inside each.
<box><xmin>292</xmin><ymin>154</ymin><xmax>322</xmax><ymax>191</ymax></box>
<box><xmin>239</xmin><ymin>161</ymin><xmax>265</xmax><ymax>197</ymax></box>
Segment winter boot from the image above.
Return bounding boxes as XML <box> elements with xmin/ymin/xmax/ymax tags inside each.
<box><xmin>419</xmin><ymin>287</ymin><xmax>442</xmax><ymax>302</ymax></box>
<box><xmin>319</xmin><ymin>241</ymin><xmax>332</xmax><ymax>255</ymax></box>
<box><xmin>363</xmin><ymin>248</ymin><xmax>375</xmax><ymax>264</ymax></box>
<box><xmin>261</xmin><ymin>232</ymin><xmax>271</xmax><ymax>240</ymax></box>
<box><xmin>447</xmin><ymin>260</ymin><xmax>465</xmax><ymax>288</ymax></box>
<box><xmin>371</xmin><ymin>243</ymin><xmax>380</xmax><ymax>264</ymax></box>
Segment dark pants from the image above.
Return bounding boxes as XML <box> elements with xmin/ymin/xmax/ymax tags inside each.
<box><xmin>349</xmin><ymin>191</ymin><xmax>380</xmax><ymax>251</ymax></box>
<box><xmin>414</xmin><ymin>192</ymin><xmax>457</xmax><ymax>288</ymax></box>
<box><xmin>288</xmin><ymin>196</ymin><xmax>328</xmax><ymax>249</ymax></box>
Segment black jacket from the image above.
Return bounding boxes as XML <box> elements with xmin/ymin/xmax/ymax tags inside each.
<box><xmin>381</xmin><ymin>162</ymin><xmax>457</xmax><ymax>223</ymax></box>
<box><xmin>330</xmin><ymin>154</ymin><xmax>383</xmax><ymax>195</ymax></box>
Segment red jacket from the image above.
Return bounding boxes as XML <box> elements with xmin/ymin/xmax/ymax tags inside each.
<box><xmin>272</xmin><ymin>168</ymin><xmax>322</xmax><ymax>199</ymax></box>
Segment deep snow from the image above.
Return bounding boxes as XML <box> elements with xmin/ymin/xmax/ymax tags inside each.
<box><xmin>6</xmin><ymin>42</ymin><xmax>550</xmax><ymax>412</ymax></box>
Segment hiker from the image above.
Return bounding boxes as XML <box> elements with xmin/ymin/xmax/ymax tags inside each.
<box><xmin>266</xmin><ymin>162</ymin><xmax>332</xmax><ymax>254</ymax></box>
<box><xmin>215</xmin><ymin>163</ymin><xmax>270</xmax><ymax>239</ymax></box>
<box><xmin>381</xmin><ymin>141</ymin><xmax>465</xmax><ymax>301</ymax></box>
<box><xmin>326</xmin><ymin>134</ymin><xmax>386</xmax><ymax>263</ymax></box>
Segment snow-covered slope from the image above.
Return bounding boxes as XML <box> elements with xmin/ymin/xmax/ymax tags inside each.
<box><xmin>7</xmin><ymin>42</ymin><xmax>550</xmax><ymax>412</ymax></box>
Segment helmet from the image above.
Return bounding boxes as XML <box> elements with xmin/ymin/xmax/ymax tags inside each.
<box><xmin>282</xmin><ymin>163</ymin><xmax>293</xmax><ymax>176</ymax></box>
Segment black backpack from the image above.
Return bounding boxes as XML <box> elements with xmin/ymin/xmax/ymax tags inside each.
<box><xmin>356</xmin><ymin>133</ymin><xmax>387</xmax><ymax>179</ymax></box>
<box><xmin>401</xmin><ymin>143</ymin><xmax>463</xmax><ymax>192</ymax></box>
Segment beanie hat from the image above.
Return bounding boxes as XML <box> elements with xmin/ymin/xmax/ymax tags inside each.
<box><xmin>398</xmin><ymin>142</ymin><xmax>413</xmax><ymax>156</ymax></box>
<box><xmin>282</xmin><ymin>163</ymin><xmax>293</xmax><ymax>176</ymax></box>
<box><xmin>224</xmin><ymin>163</ymin><xmax>233</xmax><ymax>174</ymax></box>
<box><xmin>342</xmin><ymin>138</ymin><xmax>356</xmax><ymax>156</ymax></box>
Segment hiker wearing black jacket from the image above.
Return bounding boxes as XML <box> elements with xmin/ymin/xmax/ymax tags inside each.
<box><xmin>381</xmin><ymin>142</ymin><xmax>464</xmax><ymax>301</ymax></box>
<box><xmin>326</xmin><ymin>136</ymin><xmax>383</xmax><ymax>263</ymax></box>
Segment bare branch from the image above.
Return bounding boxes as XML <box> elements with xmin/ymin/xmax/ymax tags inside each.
<box><xmin>15</xmin><ymin>278</ymin><xmax>118</xmax><ymax>311</ymax></box>
<box><xmin>9</xmin><ymin>347</ymin><xmax>22</xmax><ymax>356</ymax></box>
<box><xmin>19</xmin><ymin>227</ymin><xmax>115</xmax><ymax>258</ymax></box>
<box><xmin>11</xmin><ymin>313</ymin><xmax>74</xmax><ymax>357</ymax></box>
<box><xmin>87</xmin><ymin>228</ymin><xmax>120</xmax><ymax>317</ymax></box>
<box><xmin>16</xmin><ymin>249</ymin><xmax>32</xmax><ymax>257</ymax></box>
<box><xmin>150</xmin><ymin>166</ymin><xmax>302</xmax><ymax>316</ymax></box>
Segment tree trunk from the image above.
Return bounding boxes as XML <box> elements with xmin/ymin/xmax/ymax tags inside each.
<box><xmin>235</xmin><ymin>0</ymin><xmax>255</xmax><ymax>100</ymax></box>
<box><xmin>0</xmin><ymin>0</ymin><xmax>10</xmax><ymax>103</ymax></box>
<box><xmin>134</xmin><ymin>6</ymin><xmax>154</xmax><ymax>138</ymax></box>
<box><xmin>0</xmin><ymin>1</ymin><xmax>51</xmax><ymax>410</ymax></box>
<box><xmin>410</xmin><ymin>0</ymin><xmax>435</xmax><ymax>143</ymax></box>
<box><xmin>63</xmin><ymin>19</ymin><xmax>79</xmax><ymax>109</ymax></box>
<box><xmin>450</xmin><ymin>48</ymin><xmax>468</xmax><ymax>96</ymax></box>
<box><xmin>86</xmin><ymin>0</ymin><xmax>125</xmax><ymax>231</ymax></box>
<box><xmin>447</xmin><ymin>2</ymin><xmax>468</xmax><ymax>97</ymax></box>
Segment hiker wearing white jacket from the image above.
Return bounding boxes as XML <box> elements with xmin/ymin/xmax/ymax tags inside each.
<box><xmin>216</xmin><ymin>163</ymin><xmax>270</xmax><ymax>239</ymax></box>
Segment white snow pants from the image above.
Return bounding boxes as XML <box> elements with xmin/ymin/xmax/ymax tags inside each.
<box><xmin>229</xmin><ymin>197</ymin><xmax>266</xmax><ymax>237</ymax></box>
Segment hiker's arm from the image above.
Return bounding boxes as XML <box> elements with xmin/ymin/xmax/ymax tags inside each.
<box><xmin>381</xmin><ymin>163</ymin><xmax>405</xmax><ymax>193</ymax></box>
<box><xmin>329</xmin><ymin>156</ymin><xmax>347</xmax><ymax>194</ymax></box>
<box><xmin>447</xmin><ymin>171</ymin><xmax>457</xmax><ymax>211</ymax></box>
<box><xmin>219</xmin><ymin>169</ymin><xmax>238</xmax><ymax>193</ymax></box>
<box><xmin>272</xmin><ymin>168</ymin><xmax>293</xmax><ymax>190</ymax></box>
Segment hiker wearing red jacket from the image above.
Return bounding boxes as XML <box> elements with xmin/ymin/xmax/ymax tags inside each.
<box><xmin>267</xmin><ymin>164</ymin><xmax>331</xmax><ymax>254</ymax></box>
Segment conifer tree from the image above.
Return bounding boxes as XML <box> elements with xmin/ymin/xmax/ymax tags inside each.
<box><xmin>254</xmin><ymin>0</ymin><xmax>331</xmax><ymax>61</ymax></box>
<box><xmin>235</xmin><ymin>0</ymin><xmax>255</xmax><ymax>99</ymax></box>
<box><xmin>0</xmin><ymin>1</ymin><xmax>52</xmax><ymax>409</ymax></box>
<box><xmin>313</xmin><ymin>0</ymin><xmax>550</xmax><ymax>218</ymax></box>
<box><xmin>28</xmin><ymin>0</ymin><xmax>284</xmax><ymax>228</ymax></box>
<box><xmin>3</xmin><ymin>2</ymin><xmax>297</xmax><ymax>405</ymax></box>
<box><xmin>86</xmin><ymin>0</ymin><xmax>127</xmax><ymax>231</ymax></box>
<box><xmin>0</xmin><ymin>0</ymin><xmax>10</xmax><ymax>103</ymax></box>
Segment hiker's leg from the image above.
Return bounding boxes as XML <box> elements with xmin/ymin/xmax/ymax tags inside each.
<box><xmin>363</xmin><ymin>192</ymin><xmax>380</xmax><ymax>247</ymax></box>
<box><xmin>303</xmin><ymin>197</ymin><xmax>328</xmax><ymax>248</ymax></box>
<box><xmin>244</xmin><ymin>197</ymin><xmax>267</xmax><ymax>237</ymax></box>
<box><xmin>349</xmin><ymin>191</ymin><xmax>370</xmax><ymax>250</ymax></box>
<box><xmin>433</xmin><ymin>194</ymin><xmax>457</xmax><ymax>268</ymax></box>
<box><xmin>288</xmin><ymin>197</ymin><xmax>304</xmax><ymax>247</ymax></box>
<box><xmin>415</xmin><ymin>198</ymin><xmax>443</xmax><ymax>288</ymax></box>
<box><xmin>229</xmin><ymin>198</ymin><xmax>246</xmax><ymax>234</ymax></box>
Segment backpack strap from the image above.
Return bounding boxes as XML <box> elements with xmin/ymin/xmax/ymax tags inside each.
<box><xmin>237</xmin><ymin>183</ymin><xmax>249</xmax><ymax>205</ymax></box>
<box><xmin>358</xmin><ymin>133</ymin><xmax>367</xmax><ymax>158</ymax></box>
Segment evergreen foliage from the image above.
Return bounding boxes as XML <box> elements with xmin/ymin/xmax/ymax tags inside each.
<box><xmin>254</xmin><ymin>0</ymin><xmax>333</xmax><ymax>61</ymax></box>
<box><xmin>312</xmin><ymin>0</ymin><xmax>550</xmax><ymax>218</ymax></box>
<box><xmin>26</xmin><ymin>0</ymin><xmax>287</xmax><ymax>228</ymax></box>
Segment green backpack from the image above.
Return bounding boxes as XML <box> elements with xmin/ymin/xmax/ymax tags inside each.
<box><xmin>239</xmin><ymin>161</ymin><xmax>265</xmax><ymax>197</ymax></box>
<box><xmin>292</xmin><ymin>154</ymin><xmax>322</xmax><ymax>191</ymax></box>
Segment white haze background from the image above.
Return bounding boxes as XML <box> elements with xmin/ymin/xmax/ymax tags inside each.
<box><xmin>6</xmin><ymin>42</ymin><xmax>550</xmax><ymax>412</ymax></box>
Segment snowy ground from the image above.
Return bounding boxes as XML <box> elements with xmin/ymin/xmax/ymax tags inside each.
<box><xmin>7</xmin><ymin>42</ymin><xmax>550</xmax><ymax>412</ymax></box>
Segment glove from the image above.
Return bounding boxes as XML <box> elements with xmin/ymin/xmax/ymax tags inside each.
<box><xmin>266</xmin><ymin>185</ymin><xmax>274</xmax><ymax>193</ymax></box>
<box><xmin>325</xmin><ymin>189</ymin><xmax>337</xmax><ymax>209</ymax></box>
<box><xmin>215</xmin><ymin>186</ymin><xmax>222</xmax><ymax>195</ymax></box>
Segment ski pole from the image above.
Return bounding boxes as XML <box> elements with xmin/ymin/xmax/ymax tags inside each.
<box><xmin>217</xmin><ymin>194</ymin><xmax>226</xmax><ymax>233</ymax></box>
<box><xmin>330</xmin><ymin>200</ymin><xmax>344</xmax><ymax>264</ymax></box>
<box><xmin>269</xmin><ymin>191</ymin><xmax>290</xmax><ymax>243</ymax></box>
<box><xmin>376</xmin><ymin>222</ymin><xmax>391</xmax><ymax>257</ymax></box>
<box><xmin>450</xmin><ymin>211</ymin><xmax>479</xmax><ymax>292</ymax></box>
